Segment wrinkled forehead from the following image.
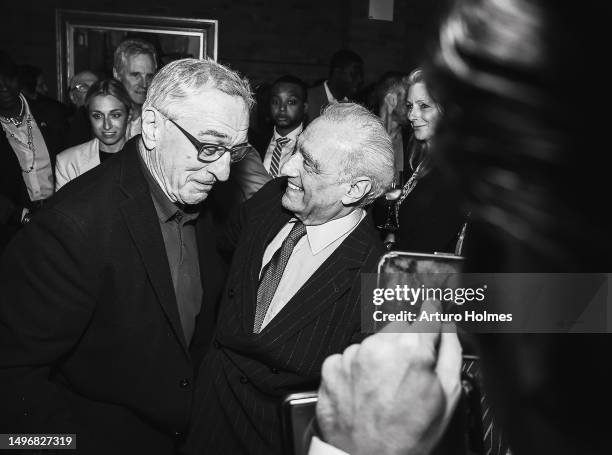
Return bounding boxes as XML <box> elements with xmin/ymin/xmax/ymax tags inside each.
<box><xmin>270</xmin><ymin>82</ymin><xmax>305</xmax><ymax>99</ymax></box>
<box><xmin>174</xmin><ymin>88</ymin><xmax>250</xmax><ymax>137</ymax></box>
<box><xmin>301</xmin><ymin>118</ymin><xmax>353</xmax><ymax>160</ymax></box>
<box><xmin>408</xmin><ymin>82</ymin><xmax>434</xmax><ymax>102</ymax></box>
<box><xmin>121</xmin><ymin>52</ymin><xmax>156</xmax><ymax>72</ymax></box>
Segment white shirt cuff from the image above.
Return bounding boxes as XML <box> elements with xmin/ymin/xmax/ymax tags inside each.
<box><xmin>308</xmin><ymin>436</ymin><xmax>350</xmax><ymax>455</ymax></box>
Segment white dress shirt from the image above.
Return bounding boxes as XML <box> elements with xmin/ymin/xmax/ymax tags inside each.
<box><xmin>0</xmin><ymin>94</ymin><xmax>54</xmax><ymax>201</ymax></box>
<box><xmin>258</xmin><ymin>209</ymin><xmax>365</xmax><ymax>329</ymax></box>
<box><xmin>308</xmin><ymin>436</ymin><xmax>349</xmax><ymax>455</ymax></box>
<box><xmin>263</xmin><ymin>124</ymin><xmax>303</xmax><ymax>176</ymax></box>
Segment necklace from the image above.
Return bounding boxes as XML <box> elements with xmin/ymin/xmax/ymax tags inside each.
<box><xmin>5</xmin><ymin>114</ymin><xmax>36</xmax><ymax>173</ymax></box>
<box><xmin>0</xmin><ymin>96</ymin><xmax>25</xmax><ymax>127</ymax></box>
<box><xmin>393</xmin><ymin>160</ymin><xmax>426</xmax><ymax>225</ymax></box>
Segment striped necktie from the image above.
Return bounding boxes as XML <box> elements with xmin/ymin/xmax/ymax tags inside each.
<box><xmin>462</xmin><ymin>357</ymin><xmax>510</xmax><ymax>455</ymax></box>
<box><xmin>269</xmin><ymin>136</ymin><xmax>290</xmax><ymax>178</ymax></box>
<box><xmin>254</xmin><ymin>221</ymin><xmax>307</xmax><ymax>333</ymax></box>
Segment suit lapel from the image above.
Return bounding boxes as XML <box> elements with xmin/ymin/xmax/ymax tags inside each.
<box><xmin>118</xmin><ymin>140</ymin><xmax>189</xmax><ymax>355</ymax></box>
<box><xmin>242</xmin><ymin>191</ymin><xmax>292</xmax><ymax>333</ymax></box>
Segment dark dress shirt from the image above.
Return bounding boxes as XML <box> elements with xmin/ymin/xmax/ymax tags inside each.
<box><xmin>139</xmin><ymin>155</ymin><xmax>202</xmax><ymax>345</ymax></box>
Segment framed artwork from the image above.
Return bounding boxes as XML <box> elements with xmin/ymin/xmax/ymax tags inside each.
<box><xmin>55</xmin><ymin>9</ymin><xmax>218</xmax><ymax>102</ymax></box>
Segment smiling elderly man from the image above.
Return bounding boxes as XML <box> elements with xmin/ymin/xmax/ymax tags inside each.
<box><xmin>182</xmin><ymin>102</ymin><xmax>395</xmax><ymax>455</ymax></box>
<box><xmin>0</xmin><ymin>58</ymin><xmax>252</xmax><ymax>455</ymax></box>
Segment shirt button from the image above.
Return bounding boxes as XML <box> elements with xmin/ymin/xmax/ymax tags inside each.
<box><xmin>270</xmin><ymin>367</ymin><xmax>279</xmax><ymax>374</ymax></box>
<box><xmin>173</xmin><ymin>431</ymin><xmax>182</xmax><ymax>439</ymax></box>
<box><xmin>213</xmin><ymin>340</ymin><xmax>221</xmax><ymax>349</ymax></box>
<box><xmin>239</xmin><ymin>375</ymin><xmax>249</xmax><ymax>384</ymax></box>
<box><xmin>179</xmin><ymin>379</ymin><xmax>191</xmax><ymax>389</ymax></box>
<box><xmin>228</xmin><ymin>288</ymin><xmax>235</xmax><ymax>298</ymax></box>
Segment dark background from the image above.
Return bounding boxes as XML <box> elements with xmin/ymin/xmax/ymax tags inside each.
<box><xmin>0</xmin><ymin>0</ymin><xmax>441</xmax><ymax>98</ymax></box>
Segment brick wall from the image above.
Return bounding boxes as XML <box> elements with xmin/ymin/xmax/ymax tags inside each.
<box><xmin>0</xmin><ymin>0</ymin><xmax>439</xmax><ymax>99</ymax></box>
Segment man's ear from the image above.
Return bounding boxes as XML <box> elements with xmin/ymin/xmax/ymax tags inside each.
<box><xmin>140</xmin><ymin>107</ymin><xmax>160</xmax><ymax>150</ymax></box>
<box><xmin>342</xmin><ymin>177</ymin><xmax>372</xmax><ymax>206</ymax></box>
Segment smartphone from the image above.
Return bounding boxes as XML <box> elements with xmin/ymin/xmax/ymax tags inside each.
<box><xmin>280</xmin><ymin>391</ymin><xmax>318</xmax><ymax>455</ymax></box>
<box><xmin>377</xmin><ymin>250</ymin><xmax>464</xmax><ymax>276</ymax></box>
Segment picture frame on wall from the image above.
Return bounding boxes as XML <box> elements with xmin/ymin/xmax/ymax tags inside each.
<box><xmin>55</xmin><ymin>9</ymin><xmax>218</xmax><ymax>103</ymax></box>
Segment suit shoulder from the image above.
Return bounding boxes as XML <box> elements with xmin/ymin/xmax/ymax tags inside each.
<box><xmin>48</xmin><ymin>155</ymin><xmax>123</xmax><ymax>214</ymax></box>
<box><xmin>247</xmin><ymin>177</ymin><xmax>286</xmax><ymax>206</ymax></box>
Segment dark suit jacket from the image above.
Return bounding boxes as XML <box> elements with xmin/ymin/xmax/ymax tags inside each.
<box><xmin>0</xmin><ymin>138</ymin><xmax>225</xmax><ymax>454</ymax></box>
<box><xmin>396</xmin><ymin>169</ymin><xmax>467</xmax><ymax>254</ymax></box>
<box><xmin>182</xmin><ymin>179</ymin><xmax>384</xmax><ymax>455</ymax></box>
<box><xmin>306</xmin><ymin>83</ymin><xmax>329</xmax><ymax>124</ymax></box>
<box><xmin>0</xmin><ymin>95</ymin><xmax>67</xmax><ymax>249</ymax></box>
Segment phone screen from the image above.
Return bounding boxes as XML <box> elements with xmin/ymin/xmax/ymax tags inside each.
<box><xmin>281</xmin><ymin>392</ymin><xmax>318</xmax><ymax>455</ymax></box>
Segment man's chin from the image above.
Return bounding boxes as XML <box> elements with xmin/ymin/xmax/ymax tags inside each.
<box><xmin>281</xmin><ymin>192</ymin><xmax>302</xmax><ymax>213</ymax></box>
<box><xmin>179</xmin><ymin>190</ymin><xmax>210</xmax><ymax>206</ymax></box>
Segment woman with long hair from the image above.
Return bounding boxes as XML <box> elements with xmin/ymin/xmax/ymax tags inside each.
<box><xmin>55</xmin><ymin>78</ymin><xmax>132</xmax><ymax>190</ymax></box>
<box><xmin>391</xmin><ymin>67</ymin><xmax>467</xmax><ymax>254</ymax></box>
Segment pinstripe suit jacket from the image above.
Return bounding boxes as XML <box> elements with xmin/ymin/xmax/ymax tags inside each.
<box><xmin>182</xmin><ymin>178</ymin><xmax>384</xmax><ymax>455</ymax></box>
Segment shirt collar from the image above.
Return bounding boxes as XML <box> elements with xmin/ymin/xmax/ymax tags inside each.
<box><xmin>292</xmin><ymin>208</ymin><xmax>365</xmax><ymax>255</ymax></box>
<box><xmin>138</xmin><ymin>149</ymin><xmax>199</xmax><ymax>223</ymax></box>
<box><xmin>273</xmin><ymin>123</ymin><xmax>303</xmax><ymax>141</ymax></box>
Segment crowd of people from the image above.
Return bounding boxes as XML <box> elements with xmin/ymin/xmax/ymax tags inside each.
<box><xmin>1</xmin><ymin>0</ymin><xmax>609</xmax><ymax>454</ymax></box>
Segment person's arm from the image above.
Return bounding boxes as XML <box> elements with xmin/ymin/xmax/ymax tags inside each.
<box><xmin>0</xmin><ymin>194</ymin><xmax>25</xmax><ymax>226</ymax></box>
<box><xmin>313</xmin><ymin>301</ymin><xmax>462</xmax><ymax>455</ymax></box>
<box><xmin>0</xmin><ymin>207</ymin><xmax>97</xmax><ymax>432</ymax></box>
<box><xmin>54</xmin><ymin>153</ymin><xmax>71</xmax><ymax>191</ymax></box>
<box><xmin>232</xmin><ymin>147</ymin><xmax>271</xmax><ymax>201</ymax></box>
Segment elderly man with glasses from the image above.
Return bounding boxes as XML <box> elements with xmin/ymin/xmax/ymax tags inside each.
<box><xmin>0</xmin><ymin>58</ymin><xmax>252</xmax><ymax>455</ymax></box>
<box><xmin>65</xmin><ymin>69</ymin><xmax>100</xmax><ymax>147</ymax></box>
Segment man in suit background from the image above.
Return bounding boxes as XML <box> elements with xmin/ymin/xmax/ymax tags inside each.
<box><xmin>261</xmin><ymin>75</ymin><xmax>308</xmax><ymax>176</ymax></box>
<box><xmin>113</xmin><ymin>38</ymin><xmax>157</xmax><ymax>139</ymax></box>
<box><xmin>182</xmin><ymin>102</ymin><xmax>394</xmax><ymax>455</ymax></box>
<box><xmin>0</xmin><ymin>51</ymin><xmax>66</xmax><ymax>252</ymax></box>
<box><xmin>65</xmin><ymin>69</ymin><xmax>100</xmax><ymax>147</ymax></box>
<box><xmin>307</xmin><ymin>50</ymin><xmax>363</xmax><ymax>123</ymax></box>
<box><xmin>0</xmin><ymin>58</ymin><xmax>252</xmax><ymax>454</ymax></box>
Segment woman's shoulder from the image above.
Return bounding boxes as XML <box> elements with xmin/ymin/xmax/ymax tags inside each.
<box><xmin>57</xmin><ymin>138</ymin><xmax>99</xmax><ymax>164</ymax></box>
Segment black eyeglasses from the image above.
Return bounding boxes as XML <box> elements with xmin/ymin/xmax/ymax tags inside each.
<box><xmin>159</xmin><ymin>111</ymin><xmax>250</xmax><ymax>163</ymax></box>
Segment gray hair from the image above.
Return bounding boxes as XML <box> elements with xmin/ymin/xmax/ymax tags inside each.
<box><xmin>143</xmin><ymin>58</ymin><xmax>254</xmax><ymax>117</ymax></box>
<box><xmin>113</xmin><ymin>39</ymin><xmax>158</xmax><ymax>75</ymax></box>
<box><xmin>314</xmin><ymin>102</ymin><xmax>394</xmax><ymax>207</ymax></box>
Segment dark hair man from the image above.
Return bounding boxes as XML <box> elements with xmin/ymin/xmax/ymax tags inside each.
<box><xmin>0</xmin><ymin>51</ymin><xmax>66</xmax><ymax>252</ymax></box>
<box><xmin>263</xmin><ymin>74</ymin><xmax>308</xmax><ymax>177</ymax></box>
<box><xmin>307</xmin><ymin>49</ymin><xmax>363</xmax><ymax>123</ymax></box>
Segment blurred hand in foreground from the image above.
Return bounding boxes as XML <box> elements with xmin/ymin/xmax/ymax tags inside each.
<box><xmin>316</xmin><ymin>300</ymin><xmax>462</xmax><ymax>455</ymax></box>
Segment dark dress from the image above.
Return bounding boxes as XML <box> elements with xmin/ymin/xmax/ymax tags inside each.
<box><xmin>395</xmin><ymin>167</ymin><xmax>467</xmax><ymax>254</ymax></box>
